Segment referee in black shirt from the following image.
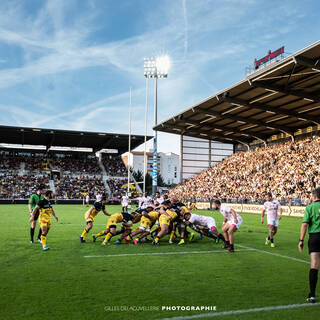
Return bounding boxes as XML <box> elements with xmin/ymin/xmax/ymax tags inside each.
<box><xmin>298</xmin><ymin>187</ymin><xmax>320</xmax><ymax>303</ymax></box>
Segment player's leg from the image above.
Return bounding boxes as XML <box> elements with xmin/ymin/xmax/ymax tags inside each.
<box><xmin>169</xmin><ymin>222</ymin><xmax>177</xmax><ymax>244</ymax></box>
<box><xmin>227</xmin><ymin>225</ymin><xmax>237</xmax><ymax>252</ymax></box>
<box><xmin>131</xmin><ymin>227</ymin><xmax>143</xmax><ymax>238</ymax></box>
<box><xmin>30</xmin><ymin>210</ymin><xmax>41</xmax><ymax>243</ymax></box>
<box><xmin>102</xmin><ymin>226</ymin><xmax>116</xmax><ymax>245</ymax></box>
<box><xmin>209</xmin><ymin>225</ymin><xmax>225</xmax><ymax>243</ymax></box>
<box><xmin>116</xmin><ymin>228</ymin><xmax>131</xmax><ymax>244</ymax></box>
<box><xmin>40</xmin><ymin>225</ymin><xmax>49</xmax><ymax>251</ymax></box>
<box><xmin>80</xmin><ymin>221</ymin><xmax>93</xmax><ymax>243</ymax></box>
<box><xmin>30</xmin><ymin>219</ymin><xmax>36</xmax><ymax>243</ymax></box>
<box><xmin>93</xmin><ymin>227</ymin><xmax>109</xmax><ymax>242</ymax></box>
<box><xmin>222</xmin><ymin>223</ymin><xmax>230</xmax><ymax>248</ymax></box>
<box><xmin>132</xmin><ymin>224</ymin><xmax>148</xmax><ymax>244</ymax></box>
<box><xmin>308</xmin><ymin>252</ymin><xmax>320</xmax><ymax>302</ymax></box>
<box><xmin>153</xmin><ymin>223</ymin><xmax>169</xmax><ymax>244</ymax></box>
<box><xmin>207</xmin><ymin>218</ymin><xmax>224</xmax><ymax>243</ymax></box>
<box><xmin>270</xmin><ymin>225</ymin><xmax>276</xmax><ymax>247</ymax></box>
<box><xmin>178</xmin><ymin>223</ymin><xmax>186</xmax><ymax>245</ymax></box>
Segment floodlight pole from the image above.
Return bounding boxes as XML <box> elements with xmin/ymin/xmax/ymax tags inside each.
<box><xmin>152</xmin><ymin>77</ymin><xmax>158</xmax><ymax>195</ymax></box>
<box><xmin>143</xmin><ymin>77</ymin><xmax>148</xmax><ymax>196</ymax></box>
<box><xmin>127</xmin><ymin>87</ymin><xmax>132</xmax><ymax>196</ymax></box>
<box><xmin>144</xmin><ymin>56</ymin><xmax>169</xmax><ymax>196</ymax></box>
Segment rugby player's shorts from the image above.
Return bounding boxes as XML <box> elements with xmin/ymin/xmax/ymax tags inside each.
<box><xmin>39</xmin><ymin>214</ymin><xmax>51</xmax><ymax>228</ymax></box>
<box><xmin>85</xmin><ymin>213</ymin><xmax>95</xmax><ymax>223</ymax></box>
<box><xmin>206</xmin><ymin>217</ymin><xmax>217</xmax><ymax>230</ymax></box>
<box><xmin>139</xmin><ymin>217</ymin><xmax>151</xmax><ymax>232</ymax></box>
<box><xmin>106</xmin><ymin>218</ymin><xmax>118</xmax><ymax>229</ymax></box>
<box><xmin>267</xmin><ymin>216</ymin><xmax>279</xmax><ymax>227</ymax></box>
<box><xmin>159</xmin><ymin>215</ymin><xmax>171</xmax><ymax>226</ymax></box>
<box><xmin>308</xmin><ymin>232</ymin><xmax>320</xmax><ymax>254</ymax></box>
<box><xmin>227</xmin><ymin>216</ymin><xmax>242</xmax><ymax>230</ymax></box>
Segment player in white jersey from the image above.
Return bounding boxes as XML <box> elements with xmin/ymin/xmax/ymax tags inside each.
<box><xmin>261</xmin><ymin>193</ymin><xmax>283</xmax><ymax>247</ymax></box>
<box><xmin>184</xmin><ymin>212</ymin><xmax>226</xmax><ymax>244</ymax></box>
<box><xmin>85</xmin><ymin>194</ymin><xmax>90</xmax><ymax>207</ymax></box>
<box><xmin>137</xmin><ymin>194</ymin><xmax>147</xmax><ymax>209</ymax></box>
<box><xmin>155</xmin><ymin>192</ymin><xmax>164</xmax><ymax>205</ymax></box>
<box><xmin>213</xmin><ymin>200</ymin><xmax>242</xmax><ymax>253</ymax></box>
<box><xmin>121</xmin><ymin>192</ymin><xmax>129</xmax><ymax>212</ymax></box>
<box><xmin>146</xmin><ymin>195</ymin><xmax>154</xmax><ymax>206</ymax></box>
<box><xmin>96</xmin><ymin>193</ymin><xmax>102</xmax><ymax>202</ymax></box>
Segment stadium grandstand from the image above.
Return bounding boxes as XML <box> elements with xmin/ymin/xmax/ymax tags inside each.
<box><xmin>155</xmin><ymin>40</ymin><xmax>320</xmax><ymax>206</ymax></box>
<box><xmin>0</xmin><ymin>125</ymin><xmax>151</xmax><ymax>203</ymax></box>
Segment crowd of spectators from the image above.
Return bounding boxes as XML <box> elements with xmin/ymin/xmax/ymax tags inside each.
<box><xmin>101</xmin><ymin>155</ymin><xmax>127</xmax><ymax>177</ymax></box>
<box><xmin>54</xmin><ymin>176</ymin><xmax>105</xmax><ymax>199</ymax></box>
<box><xmin>107</xmin><ymin>179</ymin><xmax>125</xmax><ymax>198</ymax></box>
<box><xmin>50</xmin><ymin>156</ymin><xmax>101</xmax><ymax>175</ymax></box>
<box><xmin>0</xmin><ymin>152</ymin><xmax>130</xmax><ymax>199</ymax></box>
<box><xmin>0</xmin><ymin>174</ymin><xmax>49</xmax><ymax>199</ymax></box>
<box><xmin>0</xmin><ymin>154</ymin><xmax>22</xmax><ymax>172</ymax></box>
<box><xmin>170</xmin><ymin>137</ymin><xmax>320</xmax><ymax>206</ymax></box>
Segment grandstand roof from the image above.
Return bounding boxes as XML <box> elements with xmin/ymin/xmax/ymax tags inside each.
<box><xmin>154</xmin><ymin>40</ymin><xmax>320</xmax><ymax>146</ymax></box>
<box><xmin>0</xmin><ymin>125</ymin><xmax>151</xmax><ymax>154</ymax></box>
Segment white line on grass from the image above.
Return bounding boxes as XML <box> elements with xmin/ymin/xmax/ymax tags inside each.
<box><xmin>154</xmin><ymin>302</ymin><xmax>320</xmax><ymax>320</ymax></box>
<box><xmin>84</xmin><ymin>249</ymin><xmax>255</xmax><ymax>258</ymax></box>
<box><xmin>238</xmin><ymin>244</ymin><xmax>310</xmax><ymax>264</ymax></box>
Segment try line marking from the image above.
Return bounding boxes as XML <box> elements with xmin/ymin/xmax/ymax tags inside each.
<box><xmin>238</xmin><ymin>244</ymin><xmax>310</xmax><ymax>264</ymax></box>
<box><xmin>154</xmin><ymin>302</ymin><xmax>320</xmax><ymax>320</ymax></box>
<box><xmin>84</xmin><ymin>249</ymin><xmax>254</xmax><ymax>258</ymax></box>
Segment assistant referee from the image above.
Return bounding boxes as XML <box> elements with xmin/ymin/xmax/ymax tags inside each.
<box><xmin>298</xmin><ymin>187</ymin><xmax>320</xmax><ymax>303</ymax></box>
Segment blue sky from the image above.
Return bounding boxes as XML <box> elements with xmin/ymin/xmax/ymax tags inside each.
<box><xmin>0</xmin><ymin>0</ymin><xmax>319</xmax><ymax>154</ymax></box>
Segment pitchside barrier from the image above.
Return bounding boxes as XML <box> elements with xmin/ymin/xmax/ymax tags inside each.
<box><xmin>195</xmin><ymin>202</ymin><xmax>305</xmax><ymax>218</ymax></box>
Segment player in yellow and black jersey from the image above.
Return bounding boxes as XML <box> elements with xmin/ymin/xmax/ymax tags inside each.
<box><xmin>168</xmin><ymin>200</ymin><xmax>192</xmax><ymax>245</ymax></box>
<box><xmin>115</xmin><ymin>210</ymin><xmax>143</xmax><ymax>244</ymax></box>
<box><xmin>80</xmin><ymin>195</ymin><xmax>110</xmax><ymax>243</ymax></box>
<box><xmin>153</xmin><ymin>200</ymin><xmax>178</xmax><ymax>245</ymax></box>
<box><xmin>129</xmin><ymin>207</ymin><xmax>159</xmax><ymax>244</ymax></box>
<box><xmin>93</xmin><ymin>211</ymin><xmax>138</xmax><ymax>245</ymax></box>
<box><xmin>30</xmin><ymin>190</ymin><xmax>58</xmax><ymax>251</ymax></box>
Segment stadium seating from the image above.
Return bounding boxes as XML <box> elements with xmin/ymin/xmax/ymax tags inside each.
<box><xmin>0</xmin><ymin>152</ymin><xmax>128</xmax><ymax>200</ymax></box>
<box><xmin>170</xmin><ymin>137</ymin><xmax>320</xmax><ymax>205</ymax></box>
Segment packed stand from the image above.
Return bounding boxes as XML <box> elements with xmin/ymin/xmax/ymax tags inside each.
<box><xmin>0</xmin><ymin>152</ymin><xmax>130</xmax><ymax>199</ymax></box>
<box><xmin>54</xmin><ymin>176</ymin><xmax>106</xmax><ymax>199</ymax></box>
<box><xmin>101</xmin><ymin>155</ymin><xmax>127</xmax><ymax>177</ymax></box>
<box><xmin>0</xmin><ymin>174</ymin><xmax>49</xmax><ymax>199</ymax></box>
<box><xmin>170</xmin><ymin>137</ymin><xmax>320</xmax><ymax>205</ymax></box>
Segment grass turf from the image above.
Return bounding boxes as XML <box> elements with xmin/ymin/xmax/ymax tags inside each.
<box><xmin>0</xmin><ymin>204</ymin><xmax>319</xmax><ymax>320</ymax></box>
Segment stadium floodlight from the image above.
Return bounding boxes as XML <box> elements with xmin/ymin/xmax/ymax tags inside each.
<box><xmin>155</xmin><ymin>55</ymin><xmax>170</xmax><ymax>78</ymax></box>
<box><xmin>143</xmin><ymin>55</ymin><xmax>170</xmax><ymax>194</ymax></box>
<box><xmin>144</xmin><ymin>55</ymin><xmax>171</xmax><ymax>78</ymax></box>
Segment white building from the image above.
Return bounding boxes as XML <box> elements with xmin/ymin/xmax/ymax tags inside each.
<box><xmin>122</xmin><ymin>151</ymin><xmax>180</xmax><ymax>185</ymax></box>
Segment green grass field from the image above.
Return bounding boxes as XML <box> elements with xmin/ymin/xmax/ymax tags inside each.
<box><xmin>0</xmin><ymin>204</ymin><xmax>319</xmax><ymax>320</ymax></box>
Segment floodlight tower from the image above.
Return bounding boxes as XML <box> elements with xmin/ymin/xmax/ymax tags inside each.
<box><xmin>144</xmin><ymin>55</ymin><xmax>170</xmax><ymax>195</ymax></box>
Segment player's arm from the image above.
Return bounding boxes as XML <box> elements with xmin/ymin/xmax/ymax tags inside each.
<box><xmin>51</xmin><ymin>208</ymin><xmax>59</xmax><ymax>222</ymax></box>
<box><xmin>298</xmin><ymin>222</ymin><xmax>308</xmax><ymax>252</ymax></box>
<box><xmin>28</xmin><ymin>195</ymin><xmax>34</xmax><ymax>215</ymax></box>
<box><xmin>29</xmin><ymin>205</ymin><xmax>40</xmax><ymax>223</ymax></box>
<box><xmin>143</xmin><ymin>211</ymin><xmax>152</xmax><ymax>220</ymax></box>
<box><xmin>28</xmin><ymin>203</ymin><xmax>33</xmax><ymax>215</ymax></box>
<box><xmin>261</xmin><ymin>209</ymin><xmax>266</xmax><ymax>224</ymax></box>
<box><xmin>230</xmin><ymin>209</ymin><xmax>238</xmax><ymax>224</ymax></box>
